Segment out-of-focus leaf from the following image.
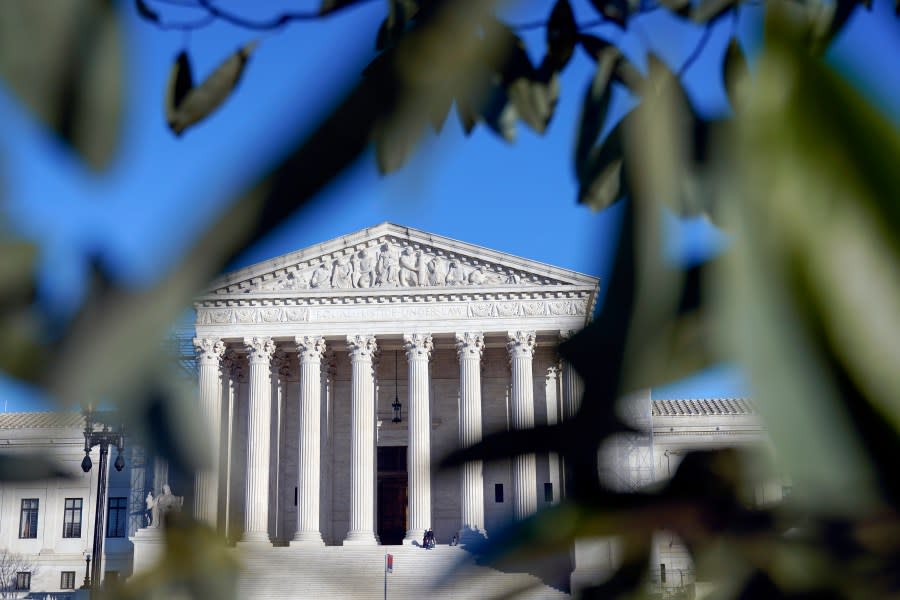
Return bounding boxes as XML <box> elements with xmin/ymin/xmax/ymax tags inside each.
<box><xmin>507</xmin><ymin>59</ymin><xmax>559</xmax><ymax>135</ymax></box>
<box><xmin>135</xmin><ymin>0</ymin><xmax>160</xmax><ymax>22</ymax></box>
<box><xmin>691</xmin><ymin>0</ymin><xmax>737</xmax><ymax>23</ymax></box>
<box><xmin>319</xmin><ymin>0</ymin><xmax>364</xmax><ymax>15</ymax></box>
<box><xmin>626</xmin><ymin>54</ymin><xmax>708</xmax><ymax>215</ymax></box>
<box><xmin>577</xmin><ymin>118</ymin><xmax>626</xmax><ymax>210</ymax></box>
<box><xmin>724</xmin><ymin>38</ymin><xmax>750</xmax><ymax>110</ymax></box>
<box><xmin>115</xmin><ymin>513</ymin><xmax>239</xmax><ymax>600</ymax></box>
<box><xmin>0</xmin><ymin>309</ymin><xmax>46</xmax><ymax>382</ymax></box>
<box><xmin>167</xmin><ymin>41</ymin><xmax>258</xmax><ymax>136</ymax></box>
<box><xmin>0</xmin><ymin>240</ymin><xmax>37</xmax><ymax>312</ymax></box>
<box><xmin>0</xmin><ymin>0</ymin><xmax>124</xmax><ymax>170</ymax></box>
<box><xmin>813</xmin><ymin>0</ymin><xmax>858</xmax><ymax>54</ymax></box>
<box><xmin>590</xmin><ymin>0</ymin><xmax>630</xmax><ymax>28</ymax></box>
<box><xmin>0</xmin><ymin>453</ymin><xmax>73</xmax><ymax>482</ymax></box>
<box><xmin>613</xmin><ymin>57</ymin><xmax>644</xmax><ymax>92</ymax></box>
<box><xmin>164</xmin><ymin>50</ymin><xmax>194</xmax><ymax>128</ymax></box>
<box><xmin>715</xmin><ymin>12</ymin><xmax>900</xmax><ymax>514</ymax></box>
<box><xmin>577</xmin><ymin>33</ymin><xmax>614</xmax><ymax>61</ymax></box>
<box><xmin>575</xmin><ymin>45</ymin><xmax>620</xmax><ymax>180</ymax></box>
<box><xmin>429</xmin><ymin>85</ymin><xmax>454</xmax><ymax>132</ymax></box>
<box><xmin>546</xmin><ymin>0</ymin><xmax>577</xmax><ymax>69</ymax></box>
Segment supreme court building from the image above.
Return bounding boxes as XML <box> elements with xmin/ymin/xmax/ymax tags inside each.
<box><xmin>191</xmin><ymin>223</ymin><xmax>599</xmax><ymax>547</ymax></box>
<box><xmin>0</xmin><ymin>224</ymin><xmax>769</xmax><ymax>596</ymax></box>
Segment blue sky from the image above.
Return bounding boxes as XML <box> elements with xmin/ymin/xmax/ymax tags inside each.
<box><xmin>0</xmin><ymin>0</ymin><xmax>896</xmax><ymax>411</ymax></box>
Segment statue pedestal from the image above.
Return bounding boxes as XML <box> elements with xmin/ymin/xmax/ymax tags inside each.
<box><xmin>130</xmin><ymin>527</ymin><xmax>166</xmax><ymax>577</ymax></box>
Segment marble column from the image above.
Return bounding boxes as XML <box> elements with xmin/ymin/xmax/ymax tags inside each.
<box><xmin>508</xmin><ymin>331</ymin><xmax>537</xmax><ymax>520</ymax></box>
<box><xmin>456</xmin><ymin>332</ymin><xmax>487</xmax><ymax>542</ymax></box>
<box><xmin>545</xmin><ymin>365</ymin><xmax>562</xmax><ymax>505</ymax></box>
<box><xmin>560</xmin><ymin>330</ymin><xmax>584</xmax><ymax>422</ymax></box>
<box><xmin>403</xmin><ymin>333</ymin><xmax>433</xmax><ymax>544</ymax></box>
<box><xmin>193</xmin><ymin>336</ymin><xmax>226</xmax><ymax>528</ymax></box>
<box><xmin>240</xmin><ymin>336</ymin><xmax>275</xmax><ymax>545</ymax></box>
<box><xmin>344</xmin><ymin>334</ymin><xmax>378</xmax><ymax>545</ymax></box>
<box><xmin>292</xmin><ymin>336</ymin><xmax>326</xmax><ymax>545</ymax></box>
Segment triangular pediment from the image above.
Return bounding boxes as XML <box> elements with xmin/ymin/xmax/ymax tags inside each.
<box><xmin>203</xmin><ymin>223</ymin><xmax>598</xmax><ymax>297</ymax></box>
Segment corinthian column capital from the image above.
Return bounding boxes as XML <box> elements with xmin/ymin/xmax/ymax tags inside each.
<box><xmin>295</xmin><ymin>336</ymin><xmax>326</xmax><ymax>361</ymax></box>
<box><xmin>346</xmin><ymin>334</ymin><xmax>377</xmax><ymax>359</ymax></box>
<box><xmin>455</xmin><ymin>332</ymin><xmax>484</xmax><ymax>358</ymax></box>
<box><xmin>194</xmin><ymin>337</ymin><xmax>226</xmax><ymax>365</ymax></box>
<box><xmin>244</xmin><ymin>337</ymin><xmax>275</xmax><ymax>364</ymax></box>
<box><xmin>403</xmin><ymin>333</ymin><xmax>433</xmax><ymax>360</ymax></box>
<box><xmin>507</xmin><ymin>331</ymin><xmax>536</xmax><ymax>359</ymax></box>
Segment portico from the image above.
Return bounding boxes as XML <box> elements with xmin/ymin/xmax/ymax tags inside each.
<box><xmin>191</xmin><ymin>223</ymin><xmax>598</xmax><ymax>546</ymax></box>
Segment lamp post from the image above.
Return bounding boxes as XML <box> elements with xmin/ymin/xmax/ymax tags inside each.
<box><xmin>81</xmin><ymin>408</ymin><xmax>126</xmax><ymax>599</ymax></box>
<box><xmin>80</xmin><ymin>553</ymin><xmax>91</xmax><ymax>589</ymax></box>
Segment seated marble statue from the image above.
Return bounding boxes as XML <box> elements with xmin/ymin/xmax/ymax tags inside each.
<box><xmin>146</xmin><ymin>484</ymin><xmax>183</xmax><ymax>528</ymax></box>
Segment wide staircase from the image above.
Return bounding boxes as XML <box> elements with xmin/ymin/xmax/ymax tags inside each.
<box><xmin>235</xmin><ymin>544</ymin><xmax>571</xmax><ymax>600</ymax></box>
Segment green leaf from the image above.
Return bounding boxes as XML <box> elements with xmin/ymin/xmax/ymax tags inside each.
<box><xmin>714</xmin><ymin>18</ymin><xmax>900</xmax><ymax>513</ymax></box>
<box><xmin>546</xmin><ymin>0</ymin><xmax>577</xmax><ymax>69</ymax></box>
<box><xmin>574</xmin><ymin>45</ymin><xmax>620</xmax><ymax>179</ymax></box>
<box><xmin>577</xmin><ymin>33</ymin><xmax>614</xmax><ymax>61</ymax></box>
<box><xmin>506</xmin><ymin>59</ymin><xmax>560</xmax><ymax>135</ymax></box>
<box><xmin>167</xmin><ymin>41</ymin><xmax>257</xmax><ymax>136</ymax></box>
<box><xmin>613</xmin><ymin>56</ymin><xmax>644</xmax><ymax>92</ymax></box>
<box><xmin>589</xmin><ymin>0</ymin><xmax>630</xmax><ymax>28</ymax></box>
<box><xmin>164</xmin><ymin>50</ymin><xmax>194</xmax><ymax>127</ymax></box>
<box><xmin>723</xmin><ymin>38</ymin><xmax>750</xmax><ymax>110</ymax></box>
<box><xmin>0</xmin><ymin>0</ymin><xmax>124</xmax><ymax>170</ymax></box>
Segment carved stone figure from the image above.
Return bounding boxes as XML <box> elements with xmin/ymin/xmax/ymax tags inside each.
<box><xmin>147</xmin><ymin>483</ymin><xmax>183</xmax><ymax>528</ymax></box>
<box><xmin>310</xmin><ymin>262</ymin><xmax>331</xmax><ymax>289</ymax></box>
<box><xmin>145</xmin><ymin>491</ymin><xmax>154</xmax><ymax>527</ymax></box>
<box><xmin>331</xmin><ymin>256</ymin><xmax>354</xmax><ymax>289</ymax></box>
<box><xmin>354</xmin><ymin>248</ymin><xmax>376</xmax><ymax>288</ymax></box>
<box><xmin>399</xmin><ymin>247</ymin><xmax>420</xmax><ymax>287</ymax></box>
<box><xmin>427</xmin><ymin>256</ymin><xmax>449</xmax><ymax>286</ymax></box>
<box><xmin>468</xmin><ymin>267</ymin><xmax>486</xmax><ymax>285</ymax></box>
<box><xmin>446</xmin><ymin>260</ymin><xmax>467</xmax><ymax>286</ymax></box>
<box><xmin>376</xmin><ymin>244</ymin><xmax>400</xmax><ymax>286</ymax></box>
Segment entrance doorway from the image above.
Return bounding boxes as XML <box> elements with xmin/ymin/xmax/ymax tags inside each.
<box><xmin>377</xmin><ymin>446</ymin><xmax>407</xmax><ymax>545</ymax></box>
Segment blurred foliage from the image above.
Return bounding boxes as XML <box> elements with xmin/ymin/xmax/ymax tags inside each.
<box><xmin>0</xmin><ymin>0</ymin><xmax>898</xmax><ymax>598</ymax></box>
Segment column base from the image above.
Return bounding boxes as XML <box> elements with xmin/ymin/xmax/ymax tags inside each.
<box><xmin>290</xmin><ymin>531</ymin><xmax>325</xmax><ymax>546</ymax></box>
<box><xmin>343</xmin><ymin>531</ymin><xmax>377</xmax><ymax>545</ymax></box>
<box><xmin>237</xmin><ymin>531</ymin><xmax>272</xmax><ymax>548</ymax></box>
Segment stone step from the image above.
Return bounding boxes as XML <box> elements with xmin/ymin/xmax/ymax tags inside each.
<box><xmin>234</xmin><ymin>545</ymin><xmax>570</xmax><ymax>600</ymax></box>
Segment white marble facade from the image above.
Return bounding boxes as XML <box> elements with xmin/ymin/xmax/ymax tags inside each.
<box><xmin>194</xmin><ymin>223</ymin><xmax>600</xmax><ymax>546</ymax></box>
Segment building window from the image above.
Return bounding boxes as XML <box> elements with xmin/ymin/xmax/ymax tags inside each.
<box><xmin>63</xmin><ymin>498</ymin><xmax>83</xmax><ymax>538</ymax></box>
<box><xmin>61</xmin><ymin>571</ymin><xmax>76</xmax><ymax>590</ymax></box>
<box><xmin>15</xmin><ymin>572</ymin><xmax>31</xmax><ymax>591</ymax></box>
<box><xmin>494</xmin><ymin>483</ymin><xmax>504</xmax><ymax>503</ymax></box>
<box><xmin>19</xmin><ymin>499</ymin><xmax>39</xmax><ymax>538</ymax></box>
<box><xmin>544</xmin><ymin>482</ymin><xmax>553</xmax><ymax>503</ymax></box>
<box><xmin>107</xmin><ymin>497</ymin><xmax>127</xmax><ymax>538</ymax></box>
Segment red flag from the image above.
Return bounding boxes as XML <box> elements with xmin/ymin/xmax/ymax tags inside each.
<box><xmin>386</xmin><ymin>553</ymin><xmax>394</xmax><ymax>574</ymax></box>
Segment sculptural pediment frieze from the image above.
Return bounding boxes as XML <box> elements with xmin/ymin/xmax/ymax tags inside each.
<box><xmin>204</xmin><ymin>224</ymin><xmax>598</xmax><ymax>297</ymax></box>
